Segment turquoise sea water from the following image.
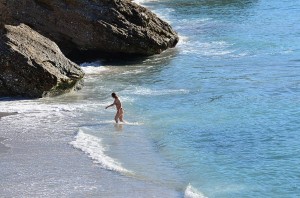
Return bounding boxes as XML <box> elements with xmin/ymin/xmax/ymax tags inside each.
<box><xmin>1</xmin><ymin>0</ymin><xmax>300</xmax><ymax>197</ymax></box>
<box><xmin>118</xmin><ymin>0</ymin><xmax>299</xmax><ymax>197</ymax></box>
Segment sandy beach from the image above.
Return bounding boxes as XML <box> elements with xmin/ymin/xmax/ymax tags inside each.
<box><xmin>0</xmin><ymin>107</ymin><xmax>180</xmax><ymax>197</ymax></box>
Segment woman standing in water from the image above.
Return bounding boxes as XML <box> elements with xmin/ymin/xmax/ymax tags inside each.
<box><xmin>105</xmin><ymin>92</ymin><xmax>124</xmax><ymax>123</ymax></box>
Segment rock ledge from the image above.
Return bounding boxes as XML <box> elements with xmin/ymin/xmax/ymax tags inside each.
<box><xmin>0</xmin><ymin>24</ymin><xmax>84</xmax><ymax>98</ymax></box>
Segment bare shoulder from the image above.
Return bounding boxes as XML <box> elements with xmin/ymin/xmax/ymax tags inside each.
<box><xmin>113</xmin><ymin>98</ymin><xmax>117</xmax><ymax>104</ymax></box>
<box><xmin>117</xmin><ymin>98</ymin><xmax>122</xmax><ymax>104</ymax></box>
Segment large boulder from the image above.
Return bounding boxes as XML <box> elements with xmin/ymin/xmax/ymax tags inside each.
<box><xmin>0</xmin><ymin>24</ymin><xmax>84</xmax><ymax>98</ymax></box>
<box><xmin>0</xmin><ymin>0</ymin><xmax>179</xmax><ymax>59</ymax></box>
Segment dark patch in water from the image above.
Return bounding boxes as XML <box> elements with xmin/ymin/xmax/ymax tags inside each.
<box><xmin>209</xmin><ymin>95</ymin><xmax>223</xmax><ymax>102</ymax></box>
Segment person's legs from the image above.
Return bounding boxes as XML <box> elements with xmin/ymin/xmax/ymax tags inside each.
<box><xmin>114</xmin><ymin>112</ymin><xmax>119</xmax><ymax>123</ymax></box>
<box><xmin>119</xmin><ymin>108</ymin><xmax>124</xmax><ymax>122</ymax></box>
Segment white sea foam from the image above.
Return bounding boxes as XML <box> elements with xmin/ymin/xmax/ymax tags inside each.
<box><xmin>0</xmin><ymin>98</ymin><xmax>101</xmax><ymax>115</ymax></box>
<box><xmin>133</xmin><ymin>0</ymin><xmax>160</xmax><ymax>5</ymax></box>
<box><xmin>0</xmin><ymin>100</ymin><xmax>70</xmax><ymax>114</ymax></box>
<box><xmin>96</xmin><ymin>120</ymin><xmax>143</xmax><ymax>126</ymax></box>
<box><xmin>81</xmin><ymin>66</ymin><xmax>108</xmax><ymax>75</ymax></box>
<box><xmin>184</xmin><ymin>184</ymin><xmax>208</xmax><ymax>198</ymax></box>
<box><xmin>180</xmin><ymin>40</ymin><xmax>237</xmax><ymax>57</ymax></box>
<box><xmin>70</xmin><ymin>130</ymin><xmax>131</xmax><ymax>174</ymax></box>
<box><xmin>124</xmin><ymin>86</ymin><xmax>190</xmax><ymax>96</ymax></box>
<box><xmin>174</xmin><ymin>16</ymin><xmax>248</xmax><ymax>58</ymax></box>
<box><xmin>178</xmin><ymin>35</ymin><xmax>189</xmax><ymax>44</ymax></box>
<box><xmin>118</xmin><ymin>121</ymin><xmax>143</xmax><ymax>126</ymax></box>
<box><xmin>120</xmin><ymin>69</ymin><xmax>144</xmax><ymax>75</ymax></box>
<box><xmin>97</xmin><ymin>120</ymin><xmax>117</xmax><ymax>124</ymax></box>
<box><xmin>80</xmin><ymin>61</ymin><xmax>108</xmax><ymax>75</ymax></box>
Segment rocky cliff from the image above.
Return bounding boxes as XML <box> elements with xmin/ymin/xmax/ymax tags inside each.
<box><xmin>0</xmin><ymin>0</ymin><xmax>179</xmax><ymax>59</ymax></box>
<box><xmin>0</xmin><ymin>24</ymin><xmax>84</xmax><ymax>98</ymax></box>
<box><xmin>0</xmin><ymin>0</ymin><xmax>178</xmax><ymax>98</ymax></box>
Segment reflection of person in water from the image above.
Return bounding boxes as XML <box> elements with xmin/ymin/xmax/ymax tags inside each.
<box><xmin>105</xmin><ymin>93</ymin><xmax>124</xmax><ymax>123</ymax></box>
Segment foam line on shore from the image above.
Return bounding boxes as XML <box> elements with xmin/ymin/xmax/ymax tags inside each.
<box><xmin>184</xmin><ymin>184</ymin><xmax>207</xmax><ymax>198</ymax></box>
<box><xmin>70</xmin><ymin>129</ymin><xmax>132</xmax><ymax>174</ymax></box>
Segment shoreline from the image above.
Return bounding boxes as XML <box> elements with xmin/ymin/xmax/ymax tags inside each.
<box><xmin>0</xmin><ymin>112</ymin><xmax>18</xmax><ymax>120</ymax></box>
<box><xmin>0</xmin><ymin>112</ymin><xmax>180</xmax><ymax>197</ymax></box>
<box><xmin>0</xmin><ymin>96</ymin><xmax>181</xmax><ymax>197</ymax></box>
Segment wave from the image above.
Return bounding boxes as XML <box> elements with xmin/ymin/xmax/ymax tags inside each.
<box><xmin>69</xmin><ymin>129</ymin><xmax>132</xmax><ymax>174</ymax></box>
<box><xmin>81</xmin><ymin>66</ymin><xmax>108</xmax><ymax>75</ymax></box>
<box><xmin>123</xmin><ymin>86</ymin><xmax>190</xmax><ymax>96</ymax></box>
<box><xmin>0</xmin><ymin>100</ymin><xmax>73</xmax><ymax>114</ymax></box>
<box><xmin>178</xmin><ymin>35</ymin><xmax>189</xmax><ymax>44</ymax></box>
<box><xmin>184</xmin><ymin>184</ymin><xmax>207</xmax><ymax>198</ymax></box>
<box><xmin>0</xmin><ymin>98</ymin><xmax>103</xmax><ymax>115</ymax></box>
<box><xmin>180</xmin><ymin>40</ymin><xmax>234</xmax><ymax>56</ymax></box>
<box><xmin>94</xmin><ymin>120</ymin><xmax>143</xmax><ymax>126</ymax></box>
<box><xmin>80</xmin><ymin>61</ymin><xmax>108</xmax><ymax>75</ymax></box>
<box><xmin>118</xmin><ymin>121</ymin><xmax>143</xmax><ymax>126</ymax></box>
<box><xmin>133</xmin><ymin>0</ymin><xmax>161</xmax><ymax>5</ymax></box>
<box><xmin>119</xmin><ymin>69</ymin><xmax>145</xmax><ymax>75</ymax></box>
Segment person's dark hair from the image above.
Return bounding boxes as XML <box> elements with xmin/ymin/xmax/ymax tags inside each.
<box><xmin>111</xmin><ymin>92</ymin><xmax>117</xmax><ymax>98</ymax></box>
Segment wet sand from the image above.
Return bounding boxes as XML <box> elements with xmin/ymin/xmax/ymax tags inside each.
<box><xmin>0</xmin><ymin>112</ymin><xmax>17</xmax><ymax>153</ymax></box>
<box><xmin>0</xmin><ymin>137</ymin><xmax>9</xmax><ymax>154</ymax></box>
<box><xmin>0</xmin><ymin>112</ymin><xmax>18</xmax><ymax>120</ymax></box>
<box><xmin>0</xmin><ymin>112</ymin><xmax>180</xmax><ymax>197</ymax></box>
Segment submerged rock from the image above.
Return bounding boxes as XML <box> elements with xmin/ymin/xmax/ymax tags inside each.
<box><xmin>0</xmin><ymin>24</ymin><xmax>84</xmax><ymax>98</ymax></box>
<box><xmin>0</xmin><ymin>0</ymin><xmax>179</xmax><ymax>59</ymax></box>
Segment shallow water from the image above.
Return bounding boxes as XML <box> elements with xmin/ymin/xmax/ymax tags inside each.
<box><xmin>1</xmin><ymin>0</ymin><xmax>300</xmax><ymax>197</ymax></box>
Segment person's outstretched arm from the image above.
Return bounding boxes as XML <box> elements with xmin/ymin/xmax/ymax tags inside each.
<box><xmin>105</xmin><ymin>102</ymin><xmax>115</xmax><ymax>109</ymax></box>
